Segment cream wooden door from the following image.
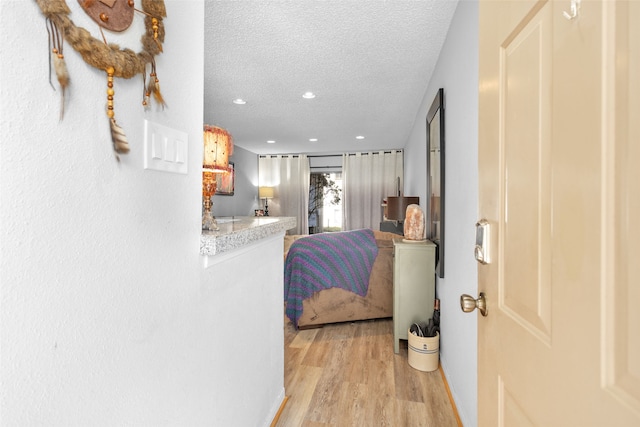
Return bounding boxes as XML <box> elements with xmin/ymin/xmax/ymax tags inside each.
<box><xmin>477</xmin><ymin>0</ymin><xmax>640</xmax><ymax>425</ymax></box>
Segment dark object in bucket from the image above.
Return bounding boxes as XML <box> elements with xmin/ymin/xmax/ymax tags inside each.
<box><xmin>410</xmin><ymin>318</ymin><xmax>439</xmax><ymax>338</ymax></box>
<box><xmin>410</xmin><ymin>301</ymin><xmax>440</xmax><ymax>338</ymax></box>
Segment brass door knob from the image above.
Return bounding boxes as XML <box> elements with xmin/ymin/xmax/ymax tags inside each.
<box><xmin>460</xmin><ymin>292</ymin><xmax>488</xmax><ymax>316</ymax></box>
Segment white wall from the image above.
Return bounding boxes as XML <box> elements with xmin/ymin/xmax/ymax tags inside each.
<box><xmin>201</xmin><ymin>235</ymin><xmax>286</xmax><ymax>427</ymax></box>
<box><xmin>0</xmin><ymin>1</ymin><xmax>281</xmax><ymax>425</ymax></box>
<box><xmin>403</xmin><ymin>1</ymin><xmax>479</xmax><ymax>425</ymax></box>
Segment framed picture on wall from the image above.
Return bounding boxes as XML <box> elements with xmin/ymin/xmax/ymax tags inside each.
<box><xmin>216</xmin><ymin>162</ymin><xmax>234</xmax><ymax>196</ymax></box>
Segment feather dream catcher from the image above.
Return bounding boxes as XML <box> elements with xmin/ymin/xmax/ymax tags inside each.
<box><xmin>36</xmin><ymin>0</ymin><xmax>167</xmax><ymax>160</ymax></box>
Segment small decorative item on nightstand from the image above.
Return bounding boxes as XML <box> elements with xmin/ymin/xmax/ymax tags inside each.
<box><xmin>403</xmin><ymin>204</ymin><xmax>425</xmax><ymax>241</ymax></box>
<box><xmin>383</xmin><ymin>196</ymin><xmax>420</xmax><ymax>236</ymax></box>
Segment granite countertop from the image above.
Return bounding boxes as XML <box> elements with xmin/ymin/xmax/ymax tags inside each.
<box><xmin>200</xmin><ymin>216</ymin><xmax>297</xmax><ymax>256</ymax></box>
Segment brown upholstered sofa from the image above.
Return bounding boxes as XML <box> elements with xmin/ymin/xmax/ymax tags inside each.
<box><xmin>283</xmin><ymin>230</ymin><xmax>398</xmax><ymax>328</ymax></box>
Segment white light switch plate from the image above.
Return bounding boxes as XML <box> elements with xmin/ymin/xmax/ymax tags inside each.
<box><xmin>144</xmin><ymin>120</ymin><xmax>188</xmax><ymax>174</ymax></box>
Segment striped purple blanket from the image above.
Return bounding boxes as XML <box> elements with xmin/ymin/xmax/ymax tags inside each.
<box><xmin>284</xmin><ymin>229</ymin><xmax>379</xmax><ymax>328</ymax></box>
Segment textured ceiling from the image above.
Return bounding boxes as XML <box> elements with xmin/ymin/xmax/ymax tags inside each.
<box><xmin>204</xmin><ymin>1</ymin><xmax>458</xmax><ymax>155</ymax></box>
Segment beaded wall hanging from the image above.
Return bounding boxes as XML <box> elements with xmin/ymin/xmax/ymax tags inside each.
<box><xmin>36</xmin><ymin>0</ymin><xmax>167</xmax><ymax>159</ymax></box>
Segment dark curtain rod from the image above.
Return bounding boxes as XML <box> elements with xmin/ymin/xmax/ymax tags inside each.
<box><xmin>259</xmin><ymin>151</ymin><xmax>400</xmax><ymax>159</ymax></box>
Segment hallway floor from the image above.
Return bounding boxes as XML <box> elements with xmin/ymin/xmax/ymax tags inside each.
<box><xmin>276</xmin><ymin>317</ymin><xmax>460</xmax><ymax>426</ymax></box>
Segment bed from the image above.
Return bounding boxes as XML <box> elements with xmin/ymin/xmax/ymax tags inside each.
<box><xmin>283</xmin><ymin>229</ymin><xmax>397</xmax><ymax>329</ymax></box>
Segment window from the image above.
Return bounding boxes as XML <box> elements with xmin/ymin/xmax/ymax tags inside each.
<box><xmin>308</xmin><ymin>172</ymin><xmax>342</xmax><ymax>234</ymax></box>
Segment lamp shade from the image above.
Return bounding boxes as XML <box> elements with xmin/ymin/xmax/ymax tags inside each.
<box><xmin>386</xmin><ymin>196</ymin><xmax>420</xmax><ymax>221</ymax></box>
<box><xmin>259</xmin><ymin>186</ymin><xmax>274</xmax><ymax>199</ymax></box>
<box><xmin>203</xmin><ymin>125</ymin><xmax>233</xmax><ymax>172</ymax></box>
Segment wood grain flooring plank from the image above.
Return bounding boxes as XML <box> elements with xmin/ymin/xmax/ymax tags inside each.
<box><xmin>304</xmin><ymin>338</ymin><xmax>352</xmax><ymax>424</ymax></box>
<box><xmin>317</xmin><ymin>321</ymin><xmax>358</xmax><ymax>341</ymax></box>
<box><xmin>336</xmin><ymin>381</ymin><xmax>369</xmax><ymax>426</ymax></box>
<box><xmin>366</xmin><ymin>358</ymin><xmax>398</xmax><ymax>426</ymax></box>
<box><xmin>301</xmin><ymin>340</ymin><xmax>331</xmax><ymax>368</ymax></box>
<box><xmin>343</xmin><ymin>334</ymin><xmax>370</xmax><ymax>384</ymax></box>
<box><xmin>393</xmin><ymin>342</ymin><xmax>427</xmax><ymax>403</ymax></box>
<box><xmin>396</xmin><ymin>399</ymin><xmax>432</xmax><ymax>427</ymax></box>
<box><xmin>304</xmin><ymin>375</ymin><xmax>342</xmax><ymax>424</ymax></box>
<box><xmin>284</xmin><ymin>346</ymin><xmax>305</xmax><ymax>384</ymax></box>
<box><xmin>372</xmin><ymin>320</ymin><xmax>395</xmax><ymax>361</ymax></box>
<box><xmin>276</xmin><ymin>364</ymin><xmax>322</xmax><ymax>426</ymax></box>
<box><xmin>419</xmin><ymin>369</ymin><xmax>459</xmax><ymax>426</ymax></box>
<box><xmin>290</xmin><ymin>327</ymin><xmax>319</xmax><ymax>349</ymax></box>
<box><xmin>299</xmin><ymin>421</ymin><xmax>332</xmax><ymax>427</ymax></box>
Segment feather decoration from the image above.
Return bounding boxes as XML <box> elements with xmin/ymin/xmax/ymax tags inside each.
<box><xmin>151</xmin><ymin>78</ymin><xmax>166</xmax><ymax>109</ymax></box>
<box><xmin>145</xmin><ymin>74</ymin><xmax>156</xmax><ymax>101</ymax></box>
<box><xmin>145</xmin><ymin>58</ymin><xmax>166</xmax><ymax>109</ymax></box>
<box><xmin>47</xmin><ymin>18</ymin><xmax>69</xmax><ymax>120</ymax></box>
<box><xmin>53</xmin><ymin>54</ymin><xmax>69</xmax><ymax>120</ymax></box>
<box><xmin>110</xmin><ymin>118</ymin><xmax>130</xmax><ymax>155</ymax></box>
<box><xmin>141</xmin><ymin>67</ymin><xmax>150</xmax><ymax>107</ymax></box>
<box><xmin>145</xmin><ymin>74</ymin><xmax>166</xmax><ymax>109</ymax></box>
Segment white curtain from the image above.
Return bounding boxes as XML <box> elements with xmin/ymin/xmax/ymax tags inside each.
<box><xmin>259</xmin><ymin>155</ymin><xmax>310</xmax><ymax>235</ymax></box>
<box><xmin>342</xmin><ymin>150</ymin><xmax>403</xmax><ymax>231</ymax></box>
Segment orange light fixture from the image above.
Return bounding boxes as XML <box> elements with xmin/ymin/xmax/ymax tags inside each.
<box><xmin>202</xmin><ymin>125</ymin><xmax>233</xmax><ymax>231</ymax></box>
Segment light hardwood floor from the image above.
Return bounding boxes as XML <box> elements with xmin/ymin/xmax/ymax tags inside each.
<box><xmin>275</xmin><ymin>317</ymin><xmax>460</xmax><ymax>426</ymax></box>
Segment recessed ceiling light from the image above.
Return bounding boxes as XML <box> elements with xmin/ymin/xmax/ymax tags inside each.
<box><xmin>267</xmin><ymin>140</ymin><xmax>276</xmax><ymax>144</ymax></box>
<box><xmin>302</xmin><ymin>92</ymin><xmax>316</xmax><ymax>99</ymax></box>
<box><xmin>356</xmin><ymin>135</ymin><xmax>365</xmax><ymax>140</ymax></box>
<box><xmin>309</xmin><ymin>138</ymin><xmax>318</xmax><ymax>142</ymax></box>
<box><xmin>232</xmin><ymin>99</ymin><xmax>247</xmax><ymax>105</ymax></box>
